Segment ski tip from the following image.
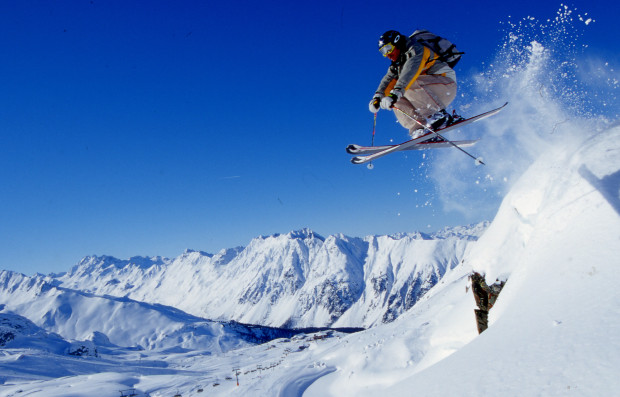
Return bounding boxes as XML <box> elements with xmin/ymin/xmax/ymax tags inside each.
<box><xmin>351</xmin><ymin>156</ymin><xmax>366</xmax><ymax>165</ymax></box>
<box><xmin>346</xmin><ymin>144</ymin><xmax>361</xmax><ymax>154</ymax></box>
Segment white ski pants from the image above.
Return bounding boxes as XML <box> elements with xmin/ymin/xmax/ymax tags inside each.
<box><xmin>393</xmin><ymin>75</ymin><xmax>457</xmax><ymax>131</ymax></box>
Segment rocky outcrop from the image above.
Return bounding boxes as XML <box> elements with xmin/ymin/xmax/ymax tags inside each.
<box><xmin>470</xmin><ymin>272</ymin><xmax>505</xmax><ymax>334</ymax></box>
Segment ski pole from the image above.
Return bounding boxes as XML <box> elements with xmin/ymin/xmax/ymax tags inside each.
<box><xmin>371</xmin><ymin>112</ymin><xmax>377</xmax><ymax>147</ymax></box>
<box><xmin>367</xmin><ymin>112</ymin><xmax>378</xmax><ymax>170</ymax></box>
<box><xmin>393</xmin><ymin>106</ymin><xmax>485</xmax><ymax>165</ymax></box>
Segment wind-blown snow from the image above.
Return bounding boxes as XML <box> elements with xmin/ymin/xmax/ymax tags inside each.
<box><xmin>430</xmin><ymin>5</ymin><xmax>618</xmax><ymax>223</ymax></box>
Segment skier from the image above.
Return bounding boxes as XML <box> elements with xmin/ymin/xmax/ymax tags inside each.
<box><xmin>369</xmin><ymin>30</ymin><xmax>460</xmax><ymax>138</ymax></box>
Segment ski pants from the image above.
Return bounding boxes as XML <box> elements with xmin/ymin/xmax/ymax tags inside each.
<box><xmin>393</xmin><ymin>74</ymin><xmax>457</xmax><ymax>132</ymax></box>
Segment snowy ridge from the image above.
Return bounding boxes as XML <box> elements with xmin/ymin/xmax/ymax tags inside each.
<box><xmin>0</xmin><ymin>312</ymin><xmax>69</xmax><ymax>354</ymax></box>
<box><xmin>50</xmin><ymin>225</ymin><xmax>485</xmax><ymax>328</ymax></box>
<box><xmin>0</xmin><ymin>270</ymin><xmax>330</xmax><ymax>354</ymax></box>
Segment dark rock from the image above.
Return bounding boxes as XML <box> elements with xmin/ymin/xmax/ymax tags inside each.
<box><xmin>471</xmin><ymin>272</ymin><xmax>505</xmax><ymax>334</ymax></box>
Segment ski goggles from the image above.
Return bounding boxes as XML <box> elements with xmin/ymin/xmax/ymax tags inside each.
<box><xmin>379</xmin><ymin>43</ymin><xmax>396</xmax><ymax>57</ymax></box>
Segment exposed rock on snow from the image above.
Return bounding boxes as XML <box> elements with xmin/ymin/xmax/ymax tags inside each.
<box><xmin>470</xmin><ymin>271</ymin><xmax>505</xmax><ymax>333</ymax></box>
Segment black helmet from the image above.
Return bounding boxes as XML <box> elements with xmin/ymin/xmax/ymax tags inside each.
<box><xmin>378</xmin><ymin>30</ymin><xmax>405</xmax><ymax>51</ymax></box>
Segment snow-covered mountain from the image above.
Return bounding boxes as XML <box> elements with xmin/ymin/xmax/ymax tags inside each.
<box><xmin>0</xmin><ymin>270</ymin><xmax>329</xmax><ymax>355</ymax></box>
<box><xmin>1</xmin><ymin>312</ymin><xmax>72</xmax><ymax>354</ymax></box>
<box><xmin>49</xmin><ymin>226</ymin><xmax>485</xmax><ymax>329</ymax></box>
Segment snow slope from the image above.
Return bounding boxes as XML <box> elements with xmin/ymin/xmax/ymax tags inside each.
<box><xmin>302</xmin><ymin>123</ymin><xmax>620</xmax><ymax>396</ymax></box>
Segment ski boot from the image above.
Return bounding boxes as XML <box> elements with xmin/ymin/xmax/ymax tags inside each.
<box><xmin>425</xmin><ymin>109</ymin><xmax>464</xmax><ymax>142</ymax></box>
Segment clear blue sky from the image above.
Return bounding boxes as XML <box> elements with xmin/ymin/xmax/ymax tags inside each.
<box><xmin>1</xmin><ymin>0</ymin><xmax>618</xmax><ymax>275</ymax></box>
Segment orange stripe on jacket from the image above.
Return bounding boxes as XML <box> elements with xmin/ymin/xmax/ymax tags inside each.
<box><xmin>383</xmin><ymin>79</ymin><xmax>397</xmax><ymax>96</ymax></box>
<box><xmin>404</xmin><ymin>46</ymin><xmax>436</xmax><ymax>90</ymax></box>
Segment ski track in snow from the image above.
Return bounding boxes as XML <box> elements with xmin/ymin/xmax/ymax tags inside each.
<box><xmin>278</xmin><ymin>366</ymin><xmax>337</xmax><ymax>397</ymax></box>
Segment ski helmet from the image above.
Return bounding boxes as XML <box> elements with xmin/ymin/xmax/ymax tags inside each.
<box><xmin>378</xmin><ymin>30</ymin><xmax>405</xmax><ymax>56</ymax></box>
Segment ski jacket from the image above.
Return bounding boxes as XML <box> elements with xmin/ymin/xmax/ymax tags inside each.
<box><xmin>375</xmin><ymin>36</ymin><xmax>456</xmax><ymax>96</ymax></box>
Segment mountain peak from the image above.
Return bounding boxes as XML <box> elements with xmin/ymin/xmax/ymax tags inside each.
<box><xmin>183</xmin><ymin>249</ymin><xmax>213</xmax><ymax>257</ymax></box>
<box><xmin>257</xmin><ymin>228</ymin><xmax>325</xmax><ymax>242</ymax></box>
<box><xmin>70</xmin><ymin>255</ymin><xmax>167</xmax><ymax>276</ymax></box>
<box><xmin>287</xmin><ymin>228</ymin><xmax>325</xmax><ymax>241</ymax></box>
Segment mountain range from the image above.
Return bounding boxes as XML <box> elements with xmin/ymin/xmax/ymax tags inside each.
<box><xmin>0</xmin><ymin>223</ymin><xmax>485</xmax><ymax>350</ymax></box>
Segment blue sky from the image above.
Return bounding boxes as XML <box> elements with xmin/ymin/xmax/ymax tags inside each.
<box><xmin>1</xmin><ymin>0</ymin><xmax>618</xmax><ymax>275</ymax></box>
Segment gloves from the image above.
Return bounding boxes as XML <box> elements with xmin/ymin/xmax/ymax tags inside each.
<box><xmin>380</xmin><ymin>89</ymin><xmax>403</xmax><ymax>109</ymax></box>
<box><xmin>368</xmin><ymin>94</ymin><xmax>382</xmax><ymax>113</ymax></box>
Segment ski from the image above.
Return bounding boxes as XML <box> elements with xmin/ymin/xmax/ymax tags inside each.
<box><xmin>414</xmin><ymin>139</ymin><xmax>479</xmax><ymax>149</ymax></box>
<box><xmin>351</xmin><ymin>139</ymin><xmax>479</xmax><ymax>164</ymax></box>
<box><xmin>350</xmin><ymin>134</ymin><xmax>437</xmax><ymax>164</ymax></box>
<box><xmin>348</xmin><ymin>139</ymin><xmax>479</xmax><ymax>156</ymax></box>
<box><xmin>348</xmin><ymin>102</ymin><xmax>507</xmax><ymax>163</ymax></box>
<box><xmin>346</xmin><ymin>120</ymin><xmax>466</xmax><ymax>155</ymax></box>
